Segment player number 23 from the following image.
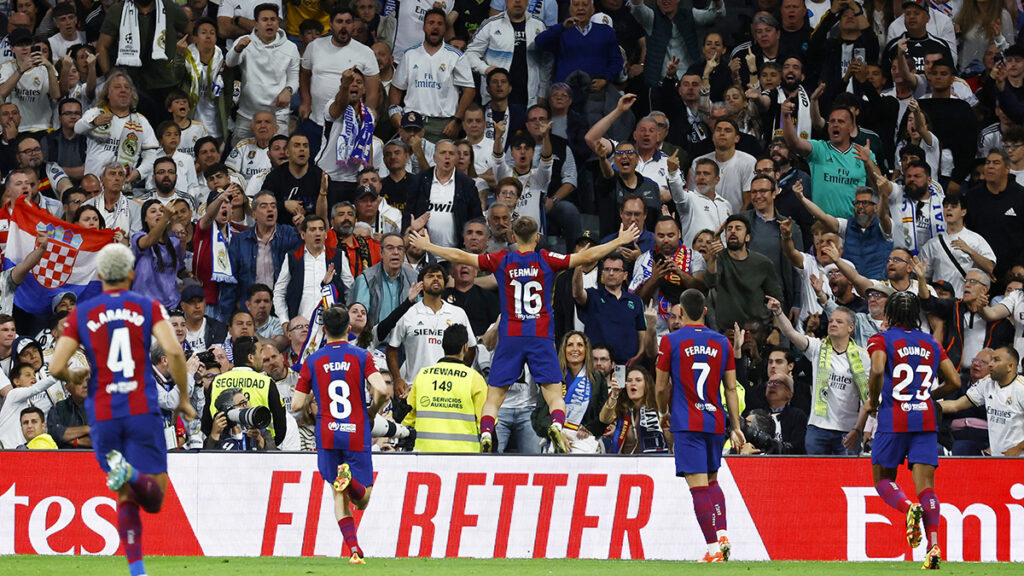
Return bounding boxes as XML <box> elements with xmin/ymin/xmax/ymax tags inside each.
<box><xmin>513</xmin><ymin>280</ymin><xmax>543</xmax><ymax>316</ymax></box>
<box><xmin>892</xmin><ymin>364</ymin><xmax>933</xmax><ymax>402</ymax></box>
<box><xmin>327</xmin><ymin>380</ymin><xmax>352</xmax><ymax>420</ymax></box>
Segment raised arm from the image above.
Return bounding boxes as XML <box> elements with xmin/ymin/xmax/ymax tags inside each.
<box><xmin>408</xmin><ymin>229</ymin><xmax>480</xmax><ymax>267</ymax></box>
<box><xmin>569</xmin><ymin>223</ymin><xmax>641</xmax><ymax>269</ymax></box>
<box><xmin>11</xmin><ymin>228</ymin><xmax>48</xmax><ymax>286</ymax></box>
<box><xmin>792</xmin><ymin>178</ymin><xmax>837</xmax><ymax>233</ymax></box>
<box><xmin>585</xmin><ymin>93</ymin><xmax>636</xmax><ymax>154</ymax></box>
<box><xmin>571</xmin><ymin>265</ymin><xmax>588</xmax><ymax>307</ymax></box>
<box><xmin>779</xmin><ymin>218</ymin><xmax>804</xmax><ymax>268</ymax></box>
<box><xmin>781</xmin><ymin>93</ymin><xmax>813</xmax><ymax>157</ymax></box>
<box><xmin>765</xmin><ymin>295</ymin><xmax>809</xmax><ymax>351</ymax></box>
<box><xmin>823</xmin><ymin>242</ymin><xmax>872</xmax><ymax>295</ymax></box>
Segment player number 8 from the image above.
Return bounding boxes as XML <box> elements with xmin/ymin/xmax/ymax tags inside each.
<box><xmin>327</xmin><ymin>379</ymin><xmax>352</xmax><ymax>420</ymax></box>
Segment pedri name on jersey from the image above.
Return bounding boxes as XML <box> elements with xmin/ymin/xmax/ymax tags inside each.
<box><xmin>323</xmin><ymin>361</ymin><xmax>351</xmax><ymax>373</ymax></box>
<box><xmin>86</xmin><ymin>308</ymin><xmax>145</xmax><ymax>332</ymax></box>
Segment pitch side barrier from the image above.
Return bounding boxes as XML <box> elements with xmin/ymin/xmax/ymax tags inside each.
<box><xmin>1</xmin><ymin>452</ymin><xmax>1021</xmax><ymax>561</ymax></box>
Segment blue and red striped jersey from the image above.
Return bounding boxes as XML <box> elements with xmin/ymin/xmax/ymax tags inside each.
<box><xmin>295</xmin><ymin>342</ymin><xmax>378</xmax><ymax>451</ymax></box>
<box><xmin>867</xmin><ymin>328</ymin><xmax>948</xmax><ymax>434</ymax></box>
<box><xmin>478</xmin><ymin>249</ymin><xmax>570</xmax><ymax>339</ymax></box>
<box><xmin>657</xmin><ymin>325</ymin><xmax>735</xmax><ymax>434</ymax></box>
<box><xmin>62</xmin><ymin>289</ymin><xmax>168</xmax><ymax>422</ymax></box>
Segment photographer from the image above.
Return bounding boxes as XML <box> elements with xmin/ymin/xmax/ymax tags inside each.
<box><xmin>203</xmin><ymin>336</ymin><xmax>288</xmax><ymax>447</ymax></box>
<box><xmin>205</xmin><ymin>388</ymin><xmax>276</xmax><ymax>451</ymax></box>
<box><xmin>738</xmin><ymin>409</ymin><xmax>787</xmax><ymax>455</ymax></box>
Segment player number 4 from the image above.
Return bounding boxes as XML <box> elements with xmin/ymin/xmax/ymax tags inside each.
<box><xmin>892</xmin><ymin>364</ymin><xmax>933</xmax><ymax>402</ymax></box>
<box><xmin>107</xmin><ymin>326</ymin><xmax>135</xmax><ymax>379</ymax></box>
<box><xmin>328</xmin><ymin>380</ymin><xmax>352</xmax><ymax>420</ymax></box>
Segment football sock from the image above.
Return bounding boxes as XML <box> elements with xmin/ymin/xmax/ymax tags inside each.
<box><xmin>117</xmin><ymin>501</ymin><xmax>144</xmax><ymax>574</ymax></box>
<box><xmin>338</xmin><ymin>517</ymin><xmax>363</xmax><ymax>557</ymax></box>
<box><xmin>550</xmin><ymin>409</ymin><xmax>565</xmax><ymax>427</ymax></box>
<box><xmin>874</xmin><ymin>480</ymin><xmax>912</xmax><ymax>514</ymax></box>
<box><xmin>480</xmin><ymin>415</ymin><xmax>495</xmax><ymax>436</ymax></box>
<box><xmin>129</xmin><ymin>474</ymin><xmax>165</xmax><ymax>514</ymax></box>
<box><xmin>708</xmin><ymin>480</ymin><xmax>727</xmax><ymax>535</ymax></box>
<box><xmin>690</xmin><ymin>486</ymin><xmax>718</xmax><ymax>548</ymax></box>
<box><xmin>346</xmin><ymin>476</ymin><xmax>367</xmax><ymax>502</ymax></box>
<box><xmin>918</xmin><ymin>489</ymin><xmax>941</xmax><ymax>549</ymax></box>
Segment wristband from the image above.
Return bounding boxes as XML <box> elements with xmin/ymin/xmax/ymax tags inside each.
<box><xmin>388</xmin><ymin>105</ymin><xmax>403</xmax><ymax>118</ymax></box>
<box><xmin>73</xmin><ymin>438</ymin><xmax>79</xmax><ymax>447</ymax></box>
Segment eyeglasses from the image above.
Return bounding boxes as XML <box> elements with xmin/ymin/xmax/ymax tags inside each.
<box><xmin>18</xmin><ymin>146</ymin><xmax>41</xmax><ymax>154</ymax></box>
<box><xmin>853</xmin><ymin>200</ymin><xmax>876</xmax><ymax>207</ymax></box>
<box><xmin>289</xmin><ymin>324</ymin><xmax>309</xmax><ymax>332</ymax></box>
<box><xmin>602</xmin><ymin>267</ymin><xmax>624</xmax><ymax>273</ymax></box>
<box><xmin>965</xmin><ymin>278</ymin><xmax>988</xmax><ymax>286</ymax></box>
<box><xmin>1005</xmin><ymin>143</ymin><xmax>1023</xmax><ymax>151</ymax></box>
<box><xmin>887</xmin><ymin>256</ymin><xmax>908</xmax><ymax>264</ymax></box>
<box><xmin>383</xmin><ymin>244</ymin><xmax>406</xmax><ymax>252</ymax></box>
<box><xmin>654</xmin><ymin>122</ymin><xmax>668</xmax><ymax>129</ymax></box>
<box><xmin>614</xmin><ymin>150</ymin><xmax>637</xmax><ymax>156</ymax></box>
<box><xmin>232</xmin><ymin>399</ymin><xmax>250</xmax><ymax>409</ymax></box>
<box><xmin>866</xmin><ymin>291</ymin><xmax>887</xmax><ymax>299</ymax></box>
<box><xmin>526</xmin><ymin>117</ymin><xmax>548</xmax><ymax>123</ymax></box>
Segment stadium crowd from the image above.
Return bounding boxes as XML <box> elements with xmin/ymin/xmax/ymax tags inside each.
<box><xmin>0</xmin><ymin>0</ymin><xmax>1022</xmax><ymax>457</ymax></box>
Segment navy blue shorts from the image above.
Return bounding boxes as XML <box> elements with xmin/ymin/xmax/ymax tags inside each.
<box><xmin>489</xmin><ymin>336</ymin><xmax>562</xmax><ymax>387</ymax></box>
<box><xmin>673</xmin><ymin>431</ymin><xmax>725</xmax><ymax>476</ymax></box>
<box><xmin>318</xmin><ymin>447</ymin><xmax>373</xmax><ymax>488</ymax></box>
<box><xmin>91</xmin><ymin>414</ymin><xmax>167</xmax><ymax>475</ymax></box>
<box><xmin>871</xmin><ymin>431</ymin><xmax>939</xmax><ymax>469</ymax></box>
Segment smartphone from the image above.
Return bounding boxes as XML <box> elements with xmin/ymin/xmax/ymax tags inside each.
<box><xmin>853</xmin><ymin>48</ymin><xmax>865</xmax><ymax>64</ymax></box>
<box><xmin>613</xmin><ymin>365</ymin><xmax>627</xmax><ymax>389</ymax></box>
<box><xmin>30</xmin><ymin>45</ymin><xmax>41</xmax><ymax>54</ymax></box>
<box><xmin>995</xmin><ymin>51</ymin><xmax>1006</xmax><ymax>66</ymax></box>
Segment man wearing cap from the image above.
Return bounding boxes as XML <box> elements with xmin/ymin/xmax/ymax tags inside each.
<box><xmin>396</xmin><ymin>111</ymin><xmax>436</xmax><ymax>174</ymax></box>
<box><xmin>180</xmin><ymin>285</ymin><xmax>228</xmax><ymax>353</ymax></box>
<box><xmin>389</xmin><ymin>8</ymin><xmax>475</xmax><ymax>144</ymax></box>
<box><xmin>0</xmin><ymin>29</ymin><xmax>61</xmax><ymax>137</ymax></box>
<box><xmin>766</xmin><ymin>294</ymin><xmax>869</xmax><ymax>454</ymax></box>
<box><xmin>406</xmin><ymin>139</ymin><xmax>482</xmax><ymax>248</ymax></box>
<box><xmin>886</xmin><ymin>0</ymin><xmax>957</xmax><ymax>66</ymax></box>
<box><xmin>882</xmin><ymin>0</ymin><xmax>955</xmax><ymax>77</ymax></box>
<box><xmin>353</xmin><ymin>183</ymin><xmax>401</xmax><ymax>237</ymax></box>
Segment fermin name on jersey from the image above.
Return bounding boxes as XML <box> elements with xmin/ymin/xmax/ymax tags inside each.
<box><xmin>896</xmin><ymin>346</ymin><xmax>931</xmax><ymax>360</ymax></box>
<box><xmin>685</xmin><ymin>345</ymin><xmax>719</xmax><ymax>358</ymax></box>
<box><xmin>87</xmin><ymin>309</ymin><xmax>145</xmax><ymax>332</ymax></box>
<box><xmin>508</xmin><ymin>267</ymin><xmax>539</xmax><ymax>279</ymax></box>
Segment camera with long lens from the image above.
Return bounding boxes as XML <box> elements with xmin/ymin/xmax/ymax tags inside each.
<box><xmin>214</xmin><ymin>388</ymin><xmax>271</xmax><ymax>429</ymax></box>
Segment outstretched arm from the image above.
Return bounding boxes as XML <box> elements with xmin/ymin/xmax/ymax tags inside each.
<box><xmin>765</xmin><ymin>295</ymin><xmax>809</xmax><ymax>351</ymax></box>
<box><xmin>408</xmin><ymin>230</ymin><xmax>480</xmax><ymax>267</ymax></box>
<box><xmin>823</xmin><ymin>242</ymin><xmax>872</xmax><ymax>296</ymax></box>
<box><xmin>569</xmin><ymin>224</ymin><xmax>641</xmax><ymax>268</ymax></box>
<box><xmin>585</xmin><ymin>93</ymin><xmax>637</xmax><ymax>154</ymax></box>
<box><xmin>781</xmin><ymin>94</ymin><xmax>813</xmax><ymax>156</ymax></box>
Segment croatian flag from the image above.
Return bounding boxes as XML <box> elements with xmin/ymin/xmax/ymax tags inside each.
<box><xmin>3</xmin><ymin>199</ymin><xmax>115</xmax><ymax>314</ymax></box>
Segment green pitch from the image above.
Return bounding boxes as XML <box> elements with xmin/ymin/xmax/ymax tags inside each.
<box><xmin>3</xmin><ymin>557</ymin><xmax>1020</xmax><ymax>575</ymax></box>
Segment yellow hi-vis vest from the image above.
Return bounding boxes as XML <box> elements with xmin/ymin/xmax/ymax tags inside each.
<box><xmin>209</xmin><ymin>367</ymin><xmax>278</xmax><ymax>435</ymax></box>
<box><xmin>402</xmin><ymin>359</ymin><xmax>486</xmax><ymax>453</ymax></box>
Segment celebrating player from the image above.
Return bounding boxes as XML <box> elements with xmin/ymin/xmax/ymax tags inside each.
<box><xmin>655</xmin><ymin>289</ymin><xmax>744</xmax><ymax>562</ymax></box>
<box><xmin>291</xmin><ymin>305</ymin><xmax>391</xmax><ymax>565</ymax></box>
<box><xmin>50</xmin><ymin>244</ymin><xmax>196</xmax><ymax>576</ymax></box>
<box><xmin>866</xmin><ymin>292</ymin><xmax>960</xmax><ymax>570</ymax></box>
<box><xmin>410</xmin><ymin>217</ymin><xmax>640</xmax><ymax>453</ymax></box>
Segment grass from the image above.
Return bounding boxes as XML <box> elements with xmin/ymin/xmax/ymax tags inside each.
<box><xmin>1</xmin><ymin>557</ymin><xmax>1019</xmax><ymax>575</ymax></box>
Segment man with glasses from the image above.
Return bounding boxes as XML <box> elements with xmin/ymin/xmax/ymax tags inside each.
<box><xmin>573</xmin><ymin>252</ymin><xmax>647</xmax><ymax>366</ymax></box>
<box><xmin>742</xmin><ymin>175</ymin><xmax>802</xmax><ymax>324</ymax></box>
<box><xmin>284</xmin><ymin>316</ymin><xmax>309</xmax><ymax>367</ymax></box>
<box><xmin>794</xmin><ymin>184</ymin><xmax>893</xmax><ymax>280</ymax></box>
<box><xmin>43</xmin><ymin>98</ymin><xmax>87</xmax><ymax>183</ymax></box>
<box><xmin>586</xmin><ymin>94</ymin><xmax>673</xmax><ymax>200</ymax></box>
<box><xmin>349</xmin><ymin>232</ymin><xmax>419</xmax><ymax>326</ymax></box>
<box><xmin>15</xmin><ymin>135</ymin><xmax>71</xmax><ymax>202</ymax></box>
<box><xmin>600</xmin><ymin>195</ymin><xmax>655</xmax><ymax>263</ymax></box>
<box><xmin>519</xmin><ymin>104</ymin><xmax>582</xmax><ymax>249</ymax></box>
<box><xmin>594</xmin><ymin>139</ymin><xmax>661</xmax><ymax>237</ymax></box>
<box><xmin>1003</xmin><ymin>128</ymin><xmax>1024</xmax><ymax>186</ymax></box>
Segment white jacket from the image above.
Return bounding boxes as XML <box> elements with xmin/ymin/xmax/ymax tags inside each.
<box><xmin>225</xmin><ymin>29</ymin><xmax>300</xmax><ymax>120</ymax></box>
<box><xmin>464</xmin><ymin>12</ymin><xmax>552</xmax><ymax>106</ymax></box>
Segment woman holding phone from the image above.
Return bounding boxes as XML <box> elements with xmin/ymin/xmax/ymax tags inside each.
<box><xmin>600</xmin><ymin>366</ymin><xmax>669</xmax><ymax>454</ymax></box>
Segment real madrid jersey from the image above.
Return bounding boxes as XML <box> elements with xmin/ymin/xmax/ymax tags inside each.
<box><xmin>392</xmin><ymin>43</ymin><xmax>474</xmax><ymax>118</ymax></box>
<box><xmin>78</xmin><ymin>108</ymin><xmax>159</xmax><ymax>179</ymax></box>
<box><xmin>387</xmin><ymin>300</ymin><xmax>476</xmax><ymax>383</ymax></box>
<box><xmin>226</xmin><ymin>139</ymin><xmax>272</xmax><ymax>184</ymax></box>
<box><xmin>0</xmin><ymin>62</ymin><xmax>53</xmax><ymax>132</ymax></box>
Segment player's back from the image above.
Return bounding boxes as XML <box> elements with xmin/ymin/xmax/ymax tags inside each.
<box><xmin>64</xmin><ymin>289</ymin><xmax>165</xmax><ymax>422</ymax></box>
<box><xmin>478</xmin><ymin>249</ymin><xmax>570</xmax><ymax>339</ymax></box>
<box><xmin>298</xmin><ymin>341</ymin><xmax>375</xmax><ymax>451</ymax></box>
<box><xmin>869</xmin><ymin>328</ymin><xmax>945</xmax><ymax>434</ymax></box>
<box><xmin>659</xmin><ymin>325</ymin><xmax>734</xmax><ymax>434</ymax></box>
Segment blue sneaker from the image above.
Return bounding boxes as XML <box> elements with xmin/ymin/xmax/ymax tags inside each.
<box><xmin>105</xmin><ymin>450</ymin><xmax>133</xmax><ymax>491</ymax></box>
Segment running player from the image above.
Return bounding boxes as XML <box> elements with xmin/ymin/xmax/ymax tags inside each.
<box><xmin>655</xmin><ymin>289</ymin><xmax>744</xmax><ymax>562</ymax></box>
<box><xmin>50</xmin><ymin>244</ymin><xmax>195</xmax><ymax>576</ymax></box>
<box><xmin>410</xmin><ymin>217</ymin><xmax>640</xmax><ymax>452</ymax></box>
<box><xmin>291</xmin><ymin>304</ymin><xmax>390</xmax><ymax>565</ymax></box>
<box><xmin>866</xmin><ymin>292</ymin><xmax>960</xmax><ymax>569</ymax></box>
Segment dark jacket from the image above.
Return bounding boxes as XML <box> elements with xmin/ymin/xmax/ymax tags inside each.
<box><xmin>220</xmin><ymin>224</ymin><xmax>301</xmax><ymax>314</ymax></box>
<box><xmin>404</xmin><ymin>168</ymin><xmax>483</xmax><ymax>247</ymax></box>
<box><xmin>282</xmin><ymin>245</ymin><xmax>349</xmax><ymax>321</ymax></box>
<box><xmin>643</xmin><ymin>7</ymin><xmax>699</xmax><ymax>88</ymax></box>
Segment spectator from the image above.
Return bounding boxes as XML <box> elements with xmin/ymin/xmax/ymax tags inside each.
<box><xmin>380</xmin><ymin>139</ymin><xmax>413</xmax><ymax>211</ymax></box>
<box><xmin>0</xmin><ymin>364</ymin><xmax>57</xmax><ymax>449</ymax></box>
<box><xmin>587</xmin><ymin>94</ymin><xmax>672</xmax><ymax>198</ymax></box>
<box><xmin>96</xmin><ymin>0</ymin><xmax>191</xmax><ymax>121</ymax></box>
<box><xmin>327</xmin><ymin>201</ymin><xmax>381</xmax><ymax>279</ymax></box>
<box><xmin>486</xmin><ymin>201</ymin><xmax>515</xmax><ymax>252</ymax></box>
<box><xmin>316</xmin><ymin>67</ymin><xmax>377</xmax><ymax>202</ymax></box>
<box><xmin>467</xmin><ymin>2</ymin><xmax>552</xmax><ymax>107</ymax></box>
<box><xmin>594</xmin><ymin>141</ymin><xmax>662</xmax><ymax>237</ymax></box>
<box><xmin>704</xmin><ymin>215</ymin><xmax>783</xmax><ymax>330</ymax></box>
<box><xmin>599</xmin><ymin>366</ymin><xmax>668</xmax><ymax>454</ymax></box>
<box><xmin>690</xmin><ymin>118</ymin><xmax>757</xmax><ymax>213</ymax></box>
<box><xmin>798</xmin><ymin>184</ymin><xmax>893</xmax><ymax>280</ymax></box>
<box><xmin>1</xmin><ymin>28</ymin><xmax>60</xmax><ymax>137</ymax></box>
<box><xmin>766</xmin><ymin>295</ymin><xmax>869</xmax><ymax>455</ymax></box>
<box><xmin>536</xmin><ymin>0</ymin><xmax>622</xmax><ymax>87</ymax></box>
<box><xmin>48</xmin><ymin>4</ymin><xmax>86</xmax><ymax>58</ymax></box>
<box><xmin>226</xmin><ymin>110</ymin><xmax>279</xmax><ymax>184</ymax></box>
<box><xmin>941</xmin><ymin>345</ymin><xmax>1024</xmax><ymax>457</ymax></box>
<box><xmin>224</xmin><ymin>3</ymin><xmax>298</xmax><ymax>140</ymax></box>
<box><xmin>532</xmin><ymin>331</ymin><xmax>609</xmax><ymax>453</ymax></box>
<box><xmin>964</xmin><ymin>149</ymin><xmax>1024</xmax><ymax>280</ymax></box>
<box><xmin>132</xmin><ymin>198</ymin><xmax>186</xmax><ymax>309</ymax></box>
<box><xmin>631</xmin><ymin>0</ymin><xmax>724</xmax><ymax>94</ymax></box>
<box><xmin>136</xmin><ymin>155</ymin><xmax>195</xmax><ymax>209</ymax></box>
<box><xmin>46</xmin><ymin>377</ymin><xmax>89</xmax><ymax>449</ymax></box>
<box><xmin>75</xmin><ymin>70</ymin><xmax>159</xmax><ymax>183</ymax></box>
<box><xmin>180</xmin><ymin>284</ymin><xmax>228</xmax><ymax>352</ymax></box>
<box><xmin>743</xmin><ymin>175</ymin><xmax>802</xmax><ymax>318</ymax></box>
<box><xmin>446</xmin><ymin>261</ymin><xmax>500</xmax><ymax>338</ymax></box>
<box><xmin>669</xmin><ymin>157</ymin><xmax>731</xmax><ymax>248</ymax></box>
<box><xmin>919</xmin><ymin>195</ymin><xmax>995</xmax><ymax>297</ymax></box>
<box><xmin>260</xmin><ymin>133</ymin><xmax>325</xmax><ymax>224</ymax></box>
<box><xmin>389</xmin><ymin>8</ymin><xmax>475</xmax><ymax>143</ymax></box>
<box><xmin>273</xmin><ymin>216</ymin><xmax>352</xmax><ymax>327</ymax></box>
<box><xmin>221</xmin><ymin>191</ymin><xmax>301</xmax><ymax>314</ymax></box>
<box><xmin>81</xmin><ymin>162</ymin><xmax>143</xmax><ymax>236</ymax></box>
<box><xmin>349</xmin><ymin>232</ymin><xmax>418</xmax><ymax>327</ymax></box>
<box><xmin>573</xmin><ymin>252</ymin><xmax>646</xmax><ymax>365</ymax></box>
<box><xmin>406</xmin><ymin>139</ymin><xmax>484</xmax><ymax>248</ymax></box>
<box><xmin>181</xmin><ymin>17</ymin><xmax>227</xmax><ymax>141</ymax></box>
<box><xmin>192</xmin><ymin>178</ymin><xmax>236</xmax><ymax>317</ymax></box>
<box><xmin>164</xmin><ymin>90</ymin><xmax>208</xmax><ymax>160</ymax></box>
<box><xmin>940</xmin><ymin>348</ymin><xmax>994</xmax><ymax>455</ymax></box>
<box><xmin>759</xmin><ymin>372</ymin><xmax>809</xmax><ymax>454</ymax></box>
<box><xmin>729</xmin><ymin>12</ymin><xmax>782</xmax><ymax>86</ymax></box>
<box><xmin>884</xmin><ymin>0</ymin><xmax>957</xmax><ymax>73</ymax></box>
<box><xmin>43</xmin><ymin>98</ymin><xmax>87</xmax><ymax>183</ymax></box>
<box><xmin>386</xmin><ymin>263</ymin><xmax>476</xmax><ymax>394</ymax></box>
<box><xmin>630</xmin><ymin>216</ymin><xmax>706</xmax><ymax>334</ymax></box>
<box><xmin>18</xmin><ymin>406</ymin><xmax>57</xmax><ymax>449</ymax></box>
<box><xmin>245</xmin><ymin>284</ymin><xmax>284</xmax><ymax>342</ymax></box>
<box><xmin>353</xmin><ymin>182</ymin><xmax>401</xmax><ymax>236</ymax></box>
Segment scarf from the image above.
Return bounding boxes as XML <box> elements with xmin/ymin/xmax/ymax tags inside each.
<box><xmin>293</xmin><ymin>284</ymin><xmax>338</xmax><ymax>371</ymax></box>
<box><xmin>117</xmin><ymin>0</ymin><xmax>167</xmax><ymax>67</ymax></box>
<box><xmin>351</xmin><ymin>235</ymin><xmax>373</xmax><ymax>277</ymax></box>
<box><xmin>336</xmin><ymin>102</ymin><xmax>375</xmax><ymax>168</ymax></box>
<box><xmin>895</xmin><ymin>186</ymin><xmax>945</xmax><ymax>255</ymax></box>
<box><xmin>813</xmin><ymin>337</ymin><xmax>869</xmax><ymax>418</ymax></box>
<box><xmin>561</xmin><ymin>367</ymin><xmax>591</xmax><ymax>431</ymax></box>
<box><xmin>185</xmin><ymin>43</ymin><xmax>224</xmax><ymax>109</ymax></box>
<box><xmin>652</xmin><ymin>244</ymin><xmax>693</xmax><ymax>319</ymax></box>
<box><xmin>209</xmin><ymin>223</ymin><xmax>235</xmax><ymax>283</ymax></box>
<box><xmin>774</xmin><ymin>86</ymin><xmax>811</xmax><ymax>140</ymax></box>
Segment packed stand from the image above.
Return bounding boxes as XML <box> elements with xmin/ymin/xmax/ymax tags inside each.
<box><xmin>0</xmin><ymin>0</ymin><xmax>1022</xmax><ymax>457</ymax></box>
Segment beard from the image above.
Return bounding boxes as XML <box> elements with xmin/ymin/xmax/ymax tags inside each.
<box><xmin>337</xmin><ymin>224</ymin><xmax>354</xmax><ymax>236</ymax></box>
<box><xmin>782</xmin><ymin>79</ymin><xmax>801</xmax><ymax>94</ymax></box>
<box><xmin>695</xmin><ymin>184</ymin><xmax>712</xmax><ymax>196</ymax></box>
<box><xmin>156</xmin><ymin>180</ymin><xmax>176</xmax><ymax>194</ymax></box>
<box><xmin>904</xmin><ymin>182</ymin><xmax>928</xmax><ymax>200</ymax></box>
<box><xmin>855</xmin><ymin>212</ymin><xmax>873</xmax><ymax>228</ymax></box>
<box><xmin>726</xmin><ymin>238</ymin><xmax>744</xmax><ymax>250</ymax></box>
